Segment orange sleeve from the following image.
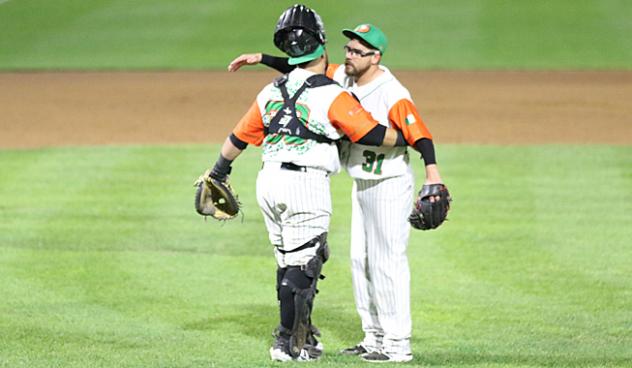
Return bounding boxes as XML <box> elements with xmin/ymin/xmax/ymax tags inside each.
<box><xmin>328</xmin><ymin>92</ymin><xmax>379</xmax><ymax>142</ymax></box>
<box><xmin>232</xmin><ymin>100</ymin><xmax>265</xmax><ymax>146</ymax></box>
<box><xmin>325</xmin><ymin>64</ymin><xmax>340</xmax><ymax>79</ymax></box>
<box><xmin>388</xmin><ymin>98</ymin><xmax>432</xmax><ymax>145</ymax></box>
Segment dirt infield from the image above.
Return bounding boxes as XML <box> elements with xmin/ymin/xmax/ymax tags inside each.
<box><xmin>1</xmin><ymin>71</ymin><xmax>630</xmax><ymax>148</ymax></box>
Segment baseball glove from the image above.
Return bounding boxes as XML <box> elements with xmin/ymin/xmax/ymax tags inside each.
<box><xmin>194</xmin><ymin>169</ymin><xmax>240</xmax><ymax>220</ymax></box>
<box><xmin>409</xmin><ymin>184</ymin><xmax>451</xmax><ymax>230</ymax></box>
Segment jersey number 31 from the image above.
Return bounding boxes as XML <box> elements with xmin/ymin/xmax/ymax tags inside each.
<box><xmin>361</xmin><ymin>150</ymin><xmax>385</xmax><ymax>175</ymax></box>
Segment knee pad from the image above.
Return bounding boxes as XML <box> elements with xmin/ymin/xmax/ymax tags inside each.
<box><xmin>300</xmin><ymin>233</ymin><xmax>329</xmax><ymax>282</ymax></box>
<box><xmin>321</xmin><ymin>236</ymin><xmax>330</xmax><ymax>262</ymax></box>
<box><xmin>276</xmin><ymin>266</ymin><xmax>286</xmax><ymax>301</ymax></box>
<box><xmin>278</xmin><ymin>267</ymin><xmax>312</xmax><ymax>331</ymax></box>
<box><xmin>280</xmin><ymin>268</ymin><xmax>313</xmax><ymax>314</ymax></box>
<box><xmin>315</xmin><ymin>233</ymin><xmax>330</xmax><ymax>264</ymax></box>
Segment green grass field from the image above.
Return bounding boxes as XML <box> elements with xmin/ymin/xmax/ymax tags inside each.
<box><xmin>1</xmin><ymin>144</ymin><xmax>630</xmax><ymax>367</ymax></box>
<box><xmin>1</xmin><ymin>0</ymin><xmax>631</xmax><ymax>70</ymax></box>
<box><xmin>2</xmin><ymin>0</ymin><xmax>631</xmax><ymax>366</ymax></box>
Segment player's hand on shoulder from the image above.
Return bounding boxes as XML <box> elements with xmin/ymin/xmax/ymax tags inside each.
<box><xmin>227</xmin><ymin>53</ymin><xmax>263</xmax><ymax>72</ymax></box>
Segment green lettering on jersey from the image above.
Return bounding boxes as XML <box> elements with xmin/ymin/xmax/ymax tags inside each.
<box><xmin>265</xmin><ymin>133</ymin><xmax>283</xmax><ymax>144</ymax></box>
<box><xmin>265</xmin><ymin>101</ymin><xmax>284</xmax><ymax>115</ymax></box>
<box><xmin>284</xmin><ymin>136</ymin><xmax>306</xmax><ymax>145</ymax></box>
<box><xmin>361</xmin><ymin>150</ymin><xmax>386</xmax><ymax>175</ymax></box>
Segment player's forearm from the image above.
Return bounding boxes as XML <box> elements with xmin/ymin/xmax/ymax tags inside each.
<box><xmin>211</xmin><ymin>135</ymin><xmax>245</xmax><ymax>180</ymax></box>
<box><xmin>411</xmin><ymin>138</ymin><xmax>441</xmax><ymax>183</ymax></box>
<box><xmin>355</xmin><ymin>125</ymin><xmax>405</xmax><ymax>147</ymax></box>
<box><xmin>424</xmin><ymin>164</ymin><xmax>442</xmax><ymax>184</ymax></box>
<box><xmin>413</xmin><ymin>138</ymin><xmax>437</xmax><ymax>165</ymax></box>
<box><xmin>383</xmin><ymin>128</ymin><xmax>406</xmax><ymax>147</ymax></box>
<box><xmin>261</xmin><ymin>54</ymin><xmax>294</xmax><ymax>73</ymax></box>
<box><xmin>221</xmin><ymin>135</ymin><xmax>245</xmax><ymax>161</ymax></box>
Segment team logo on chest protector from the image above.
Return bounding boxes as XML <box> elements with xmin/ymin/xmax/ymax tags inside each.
<box><xmin>263</xmin><ymin>100</ymin><xmax>315</xmax><ymax>154</ymax></box>
<box><xmin>264</xmin><ymin>101</ymin><xmax>311</xmax><ymax>127</ymax></box>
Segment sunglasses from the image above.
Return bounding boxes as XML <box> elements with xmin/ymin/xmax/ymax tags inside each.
<box><xmin>343</xmin><ymin>45</ymin><xmax>377</xmax><ymax>58</ymax></box>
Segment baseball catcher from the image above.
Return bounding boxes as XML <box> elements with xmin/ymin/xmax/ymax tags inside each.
<box><xmin>409</xmin><ymin>184</ymin><xmax>451</xmax><ymax>230</ymax></box>
<box><xmin>194</xmin><ymin>157</ymin><xmax>240</xmax><ymax>220</ymax></box>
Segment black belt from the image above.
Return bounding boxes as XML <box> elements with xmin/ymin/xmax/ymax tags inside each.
<box><xmin>280</xmin><ymin>162</ymin><xmax>308</xmax><ymax>172</ymax></box>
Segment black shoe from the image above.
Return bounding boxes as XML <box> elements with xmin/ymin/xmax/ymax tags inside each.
<box><xmin>361</xmin><ymin>350</ymin><xmax>413</xmax><ymax>363</ymax></box>
<box><xmin>340</xmin><ymin>344</ymin><xmax>368</xmax><ymax>355</ymax></box>
<box><xmin>269</xmin><ymin>332</ymin><xmax>293</xmax><ymax>362</ymax></box>
<box><xmin>270</xmin><ymin>327</ymin><xmax>314</xmax><ymax>362</ymax></box>
<box><xmin>304</xmin><ymin>325</ymin><xmax>323</xmax><ymax>359</ymax></box>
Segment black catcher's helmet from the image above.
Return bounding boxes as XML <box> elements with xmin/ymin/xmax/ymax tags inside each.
<box><xmin>273</xmin><ymin>4</ymin><xmax>326</xmax><ymax>59</ymax></box>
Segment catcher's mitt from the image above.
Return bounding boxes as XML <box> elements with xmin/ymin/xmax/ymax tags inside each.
<box><xmin>409</xmin><ymin>183</ymin><xmax>451</xmax><ymax>230</ymax></box>
<box><xmin>194</xmin><ymin>169</ymin><xmax>240</xmax><ymax>220</ymax></box>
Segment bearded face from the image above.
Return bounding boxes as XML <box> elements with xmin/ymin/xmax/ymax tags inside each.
<box><xmin>343</xmin><ymin>39</ymin><xmax>378</xmax><ymax>78</ymax></box>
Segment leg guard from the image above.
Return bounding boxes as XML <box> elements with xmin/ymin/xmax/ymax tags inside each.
<box><xmin>289</xmin><ymin>277</ymin><xmax>313</xmax><ymax>358</ymax></box>
<box><xmin>279</xmin><ymin>267</ymin><xmax>309</xmax><ymax>332</ymax></box>
<box><xmin>277</xmin><ymin>234</ymin><xmax>329</xmax><ymax>358</ymax></box>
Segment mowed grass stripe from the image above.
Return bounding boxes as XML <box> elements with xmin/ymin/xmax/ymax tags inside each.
<box><xmin>3</xmin><ymin>147</ymin><xmax>294</xmax><ymax>365</ymax></box>
<box><xmin>0</xmin><ymin>146</ymin><xmax>279</xmax><ymax>366</ymax></box>
<box><xmin>1</xmin><ymin>144</ymin><xmax>631</xmax><ymax>367</ymax></box>
<box><xmin>0</xmin><ymin>147</ymin><xmax>142</xmax><ymax>248</ymax></box>
<box><xmin>0</xmin><ymin>248</ymin><xmax>278</xmax><ymax>367</ymax></box>
<box><xmin>0</xmin><ymin>145</ymin><xmax>267</xmax><ymax>253</ymax></box>
<box><xmin>0</xmin><ymin>147</ymin><xmax>195</xmax><ymax>365</ymax></box>
<box><xmin>1</xmin><ymin>0</ymin><xmax>631</xmax><ymax>69</ymax></box>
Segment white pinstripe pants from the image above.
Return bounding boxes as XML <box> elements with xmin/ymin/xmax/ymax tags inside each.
<box><xmin>256</xmin><ymin>164</ymin><xmax>331</xmax><ymax>268</ymax></box>
<box><xmin>350</xmin><ymin>173</ymin><xmax>414</xmax><ymax>353</ymax></box>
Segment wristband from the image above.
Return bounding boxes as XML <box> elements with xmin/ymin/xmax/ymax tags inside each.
<box><xmin>210</xmin><ymin>154</ymin><xmax>233</xmax><ymax>180</ymax></box>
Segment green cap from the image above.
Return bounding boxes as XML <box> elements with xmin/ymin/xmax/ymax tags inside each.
<box><xmin>287</xmin><ymin>44</ymin><xmax>326</xmax><ymax>65</ymax></box>
<box><xmin>342</xmin><ymin>24</ymin><xmax>388</xmax><ymax>54</ymax></box>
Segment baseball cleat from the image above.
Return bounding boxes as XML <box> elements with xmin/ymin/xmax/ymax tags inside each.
<box><xmin>340</xmin><ymin>344</ymin><xmax>368</xmax><ymax>355</ymax></box>
<box><xmin>270</xmin><ymin>330</ymin><xmax>318</xmax><ymax>362</ymax></box>
<box><xmin>270</xmin><ymin>331</ymin><xmax>292</xmax><ymax>362</ymax></box>
<box><xmin>304</xmin><ymin>327</ymin><xmax>324</xmax><ymax>359</ymax></box>
<box><xmin>361</xmin><ymin>350</ymin><xmax>413</xmax><ymax>363</ymax></box>
<box><xmin>269</xmin><ymin>346</ymin><xmax>293</xmax><ymax>362</ymax></box>
<box><xmin>269</xmin><ymin>346</ymin><xmax>314</xmax><ymax>362</ymax></box>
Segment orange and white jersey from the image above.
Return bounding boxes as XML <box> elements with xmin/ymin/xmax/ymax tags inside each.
<box><xmin>232</xmin><ymin>68</ymin><xmax>380</xmax><ymax>174</ymax></box>
<box><xmin>329</xmin><ymin>64</ymin><xmax>432</xmax><ymax>179</ymax></box>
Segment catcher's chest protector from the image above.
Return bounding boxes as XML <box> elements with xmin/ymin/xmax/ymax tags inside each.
<box><xmin>266</xmin><ymin>74</ymin><xmax>337</xmax><ymax>144</ymax></box>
